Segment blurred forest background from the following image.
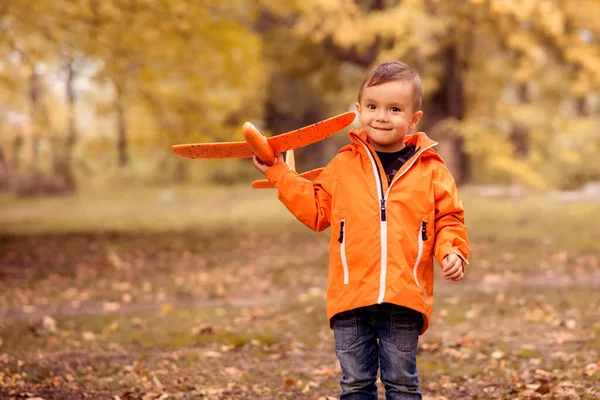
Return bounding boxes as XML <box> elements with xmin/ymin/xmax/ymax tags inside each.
<box><xmin>1</xmin><ymin>0</ymin><xmax>600</xmax><ymax>196</ymax></box>
<box><xmin>1</xmin><ymin>2</ymin><xmax>600</xmax><ymax>398</ymax></box>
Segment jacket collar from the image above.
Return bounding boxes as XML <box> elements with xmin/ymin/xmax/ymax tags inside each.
<box><xmin>349</xmin><ymin>129</ymin><xmax>438</xmax><ymax>152</ymax></box>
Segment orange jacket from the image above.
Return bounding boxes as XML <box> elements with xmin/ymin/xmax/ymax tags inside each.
<box><xmin>264</xmin><ymin>129</ymin><xmax>470</xmax><ymax>333</ymax></box>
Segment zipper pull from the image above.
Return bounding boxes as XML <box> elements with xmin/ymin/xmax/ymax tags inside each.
<box><xmin>421</xmin><ymin>221</ymin><xmax>428</xmax><ymax>241</ymax></box>
<box><xmin>380</xmin><ymin>199</ymin><xmax>387</xmax><ymax>221</ymax></box>
<box><xmin>338</xmin><ymin>220</ymin><xmax>345</xmax><ymax>243</ymax></box>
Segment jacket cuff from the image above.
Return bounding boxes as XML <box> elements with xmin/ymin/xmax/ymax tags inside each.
<box><xmin>264</xmin><ymin>162</ymin><xmax>291</xmax><ymax>187</ymax></box>
<box><xmin>436</xmin><ymin>245</ymin><xmax>469</xmax><ymax>268</ymax></box>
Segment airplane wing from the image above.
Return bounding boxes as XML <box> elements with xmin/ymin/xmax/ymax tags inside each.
<box><xmin>171</xmin><ymin>141</ymin><xmax>253</xmax><ymax>159</ymax></box>
<box><xmin>171</xmin><ymin>111</ymin><xmax>355</xmax><ymax>159</ymax></box>
<box><xmin>266</xmin><ymin>111</ymin><xmax>355</xmax><ymax>153</ymax></box>
<box><xmin>251</xmin><ymin>168</ymin><xmax>325</xmax><ymax>189</ymax></box>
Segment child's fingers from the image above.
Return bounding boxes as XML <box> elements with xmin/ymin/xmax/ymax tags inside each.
<box><xmin>442</xmin><ymin>255</ymin><xmax>456</xmax><ymax>272</ymax></box>
<box><xmin>252</xmin><ymin>155</ymin><xmax>267</xmax><ymax>172</ymax></box>
<box><xmin>449</xmin><ymin>269</ymin><xmax>463</xmax><ymax>280</ymax></box>
<box><xmin>448</xmin><ymin>263</ymin><xmax>464</xmax><ymax>280</ymax></box>
<box><xmin>444</xmin><ymin>268</ymin><xmax>458</xmax><ymax>279</ymax></box>
<box><xmin>444</xmin><ymin>262</ymin><xmax>463</xmax><ymax>280</ymax></box>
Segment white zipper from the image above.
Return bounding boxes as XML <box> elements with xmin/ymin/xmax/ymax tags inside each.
<box><xmin>413</xmin><ymin>221</ymin><xmax>425</xmax><ymax>287</ymax></box>
<box><xmin>339</xmin><ymin>218</ymin><xmax>349</xmax><ymax>284</ymax></box>
<box><xmin>357</xmin><ymin>140</ymin><xmax>387</xmax><ymax>304</ymax></box>
<box><xmin>357</xmin><ymin>138</ymin><xmax>437</xmax><ymax>304</ymax></box>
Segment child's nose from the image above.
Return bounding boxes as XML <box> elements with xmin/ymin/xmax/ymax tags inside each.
<box><xmin>376</xmin><ymin>110</ymin><xmax>389</xmax><ymax>121</ymax></box>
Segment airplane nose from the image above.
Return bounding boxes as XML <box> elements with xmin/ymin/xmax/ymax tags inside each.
<box><xmin>243</xmin><ymin>122</ymin><xmax>275</xmax><ymax>166</ymax></box>
<box><xmin>244</xmin><ymin>122</ymin><xmax>266</xmax><ymax>137</ymax></box>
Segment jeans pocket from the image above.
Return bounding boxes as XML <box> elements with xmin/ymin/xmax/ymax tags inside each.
<box><xmin>332</xmin><ymin>310</ymin><xmax>358</xmax><ymax>351</ymax></box>
<box><xmin>390</xmin><ymin>307</ymin><xmax>422</xmax><ymax>353</ymax></box>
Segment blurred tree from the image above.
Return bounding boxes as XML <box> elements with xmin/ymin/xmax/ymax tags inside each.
<box><xmin>1</xmin><ymin>0</ymin><xmax>599</xmax><ymax>190</ymax></box>
<box><xmin>1</xmin><ymin>0</ymin><xmax>267</xmax><ymax>185</ymax></box>
<box><xmin>255</xmin><ymin>0</ymin><xmax>600</xmax><ymax>188</ymax></box>
<box><xmin>0</xmin><ymin>0</ymin><xmax>70</xmax><ymax>193</ymax></box>
<box><xmin>81</xmin><ymin>0</ymin><xmax>266</xmax><ymax>180</ymax></box>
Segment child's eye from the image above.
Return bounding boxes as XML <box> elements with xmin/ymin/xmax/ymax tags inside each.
<box><xmin>367</xmin><ymin>104</ymin><xmax>376</xmax><ymax>110</ymax></box>
<box><xmin>391</xmin><ymin>107</ymin><xmax>401</xmax><ymax>112</ymax></box>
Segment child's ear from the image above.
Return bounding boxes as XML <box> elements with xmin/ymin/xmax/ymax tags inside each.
<box><xmin>355</xmin><ymin>102</ymin><xmax>361</xmax><ymax>113</ymax></box>
<box><xmin>409</xmin><ymin>110</ymin><xmax>424</xmax><ymax>130</ymax></box>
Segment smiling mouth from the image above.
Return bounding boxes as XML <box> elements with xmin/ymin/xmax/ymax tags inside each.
<box><xmin>372</xmin><ymin>127</ymin><xmax>392</xmax><ymax>131</ymax></box>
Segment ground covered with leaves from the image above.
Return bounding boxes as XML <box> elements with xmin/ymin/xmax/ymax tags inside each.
<box><xmin>0</xmin><ymin>187</ymin><xmax>599</xmax><ymax>399</ymax></box>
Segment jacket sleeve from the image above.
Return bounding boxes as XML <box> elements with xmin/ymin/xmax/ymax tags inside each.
<box><xmin>432</xmin><ymin>163</ymin><xmax>471</xmax><ymax>267</ymax></box>
<box><xmin>264</xmin><ymin>160</ymin><xmax>335</xmax><ymax>232</ymax></box>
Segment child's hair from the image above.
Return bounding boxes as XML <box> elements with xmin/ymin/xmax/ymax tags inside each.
<box><xmin>358</xmin><ymin>61</ymin><xmax>423</xmax><ymax>111</ymax></box>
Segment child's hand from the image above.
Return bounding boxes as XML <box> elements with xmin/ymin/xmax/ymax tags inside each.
<box><xmin>252</xmin><ymin>153</ymin><xmax>284</xmax><ymax>174</ymax></box>
<box><xmin>442</xmin><ymin>254</ymin><xmax>464</xmax><ymax>281</ymax></box>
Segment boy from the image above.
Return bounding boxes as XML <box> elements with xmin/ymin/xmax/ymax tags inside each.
<box><xmin>253</xmin><ymin>61</ymin><xmax>470</xmax><ymax>399</ymax></box>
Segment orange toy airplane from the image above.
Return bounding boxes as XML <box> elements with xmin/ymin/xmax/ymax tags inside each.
<box><xmin>171</xmin><ymin>111</ymin><xmax>355</xmax><ymax>188</ymax></box>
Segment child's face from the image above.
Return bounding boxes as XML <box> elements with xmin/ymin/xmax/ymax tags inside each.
<box><xmin>355</xmin><ymin>80</ymin><xmax>423</xmax><ymax>152</ymax></box>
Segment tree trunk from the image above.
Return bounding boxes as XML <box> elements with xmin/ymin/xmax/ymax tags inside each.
<box><xmin>422</xmin><ymin>44</ymin><xmax>470</xmax><ymax>185</ymax></box>
<box><xmin>58</xmin><ymin>58</ymin><xmax>77</xmax><ymax>190</ymax></box>
<box><xmin>264</xmin><ymin>78</ymin><xmax>334</xmax><ymax>171</ymax></box>
<box><xmin>28</xmin><ymin>70</ymin><xmax>42</xmax><ymax>169</ymax></box>
<box><xmin>66</xmin><ymin>59</ymin><xmax>77</xmax><ymax>157</ymax></box>
<box><xmin>12</xmin><ymin>124</ymin><xmax>24</xmax><ymax>171</ymax></box>
<box><xmin>508</xmin><ymin>83</ymin><xmax>530</xmax><ymax>158</ymax></box>
<box><xmin>576</xmin><ymin>95</ymin><xmax>589</xmax><ymax>117</ymax></box>
<box><xmin>115</xmin><ymin>84</ymin><xmax>129</xmax><ymax>167</ymax></box>
<box><xmin>0</xmin><ymin>146</ymin><xmax>9</xmax><ymax>188</ymax></box>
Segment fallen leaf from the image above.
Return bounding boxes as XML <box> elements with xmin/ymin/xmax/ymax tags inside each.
<box><xmin>223</xmin><ymin>367</ymin><xmax>241</xmax><ymax>378</ymax></box>
<box><xmin>564</xmin><ymin>319</ymin><xmax>576</xmax><ymax>330</ymax></box>
<box><xmin>534</xmin><ymin>369</ymin><xmax>553</xmax><ymax>379</ymax></box>
<box><xmin>42</xmin><ymin>316</ymin><xmax>57</xmax><ymax>333</ymax></box>
<box><xmin>160</xmin><ymin>304</ymin><xmax>173</xmax><ymax>314</ymax></box>
<box><xmin>107</xmin><ymin>250</ymin><xmax>128</xmax><ymax>270</ymax></box>
<box><xmin>517</xmin><ymin>389</ymin><xmax>541</xmax><ymax>399</ymax></box>
<box><xmin>536</xmin><ymin>380</ymin><xmax>552</xmax><ymax>395</ymax></box>
<box><xmin>132</xmin><ymin>317</ymin><xmax>146</xmax><ymax>328</ymax></box>
<box><xmin>283</xmin><ymin>377</ymin><xmax>295</xmax><ymax>388</ymax></box>
<box><xmin>191</xmin><ymin>324</ymin><xmax>213</xmax><ymax>335</ymax></box>
<box><xmin>22</xmin><ymin>305</ymin><xmax>36</xmax><ymax>313</ymax></box>
<box><xmin>103</xmin><ymin>301</ymin><xmax>120</xmax><ymax>312</ymax></box>
<box><xmin>107</xmin><ymin>321</ymin><xmax>119</xmax><ymax>332</ymax></box>
<box><xmin>551</xmin><ymin>251</ymin><xmax>568</xmax><ymax>264</ymax></box>
<box><xmin>220</xmin><ymin>344</ymin><xmax>235</xmax><ymax>352</ymax></box>
<box><xmin>152</xmin><ymin>374</ymin><xmax>163</xmax><ymax>389</ymax></box>
<box><xmin>313</xmin><ymin>368</ymin><xmax>334</xmax><ymax>377</ymax></box>
<box><xmin>490</xmin><ymin>350</ymin><xmax>505</xmax><ymax>359</ymax></box>
<box><xmin>202</xmin><ymin>351</ymin><xmax>221</xmax><ymax>358</ymax></box>
<box><xmin>584</xmin><ymin>363</ymin><xmax>599</xmax><ymax>378</ymax></box>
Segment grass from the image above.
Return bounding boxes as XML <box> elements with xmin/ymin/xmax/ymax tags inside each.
<box><xmin>0</xmin><ymin>184</ymin><xmax>297</xmax><ymax>235</ymax></box>
<box><xmin>0</xmin><ymin>184</ymin><xmax>599</xmax><ymax>399</ymax></box>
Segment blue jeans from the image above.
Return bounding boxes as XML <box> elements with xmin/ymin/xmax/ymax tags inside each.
<box><xmin>331</xmin><ymin>303</ymin><xmax>423</xmax><ymax>399</ymax></box>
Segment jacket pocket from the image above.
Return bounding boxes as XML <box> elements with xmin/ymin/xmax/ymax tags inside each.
<box><xmin>412</xmin><ymin>219</ymin><xmax>429</xmax><ymax>287</ymax></box>
<box><xmin>338</xmin><ymin>218</ymin><xmax>349</xmax><ymax>284</ymax></box>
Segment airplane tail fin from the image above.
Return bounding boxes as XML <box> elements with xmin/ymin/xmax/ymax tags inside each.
<box><xmin>285</xmin><ymin>149</ymin><xmax>296</xmax><ymax>172</ymax></box>
<box><xmin>251</xmin><ymin>167</ymin><xmax>325</xmax><ymax>189</ymax></box>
